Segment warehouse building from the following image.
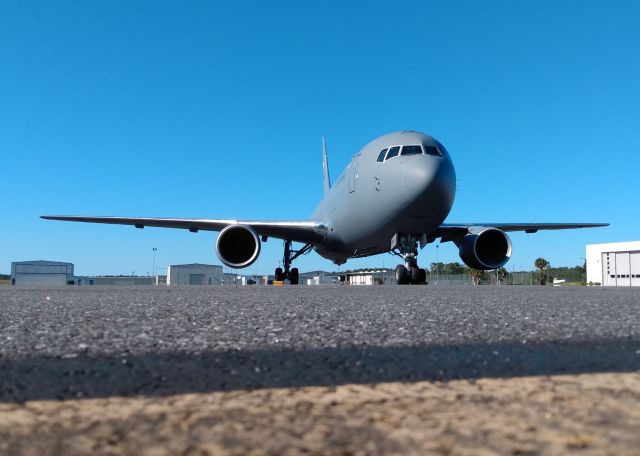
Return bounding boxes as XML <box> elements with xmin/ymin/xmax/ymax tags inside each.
<box><xmin>586</xmin><ymin>241</ymin><xmax>640</xmax><ymax>286</ymax></box>
<box><xmin>85</xmin><ymin>276</ymin><xmax>155</xmax><ymax>285</ymax></box>
<box><xmin>11</xmin><ymin>260</ymin><xmax>74</xmax><ymax>286</ymax></box>
<box><xmin>167</xmin><ymin>263</ymin><xmax>223</xmax><ymax>285</ymax></box>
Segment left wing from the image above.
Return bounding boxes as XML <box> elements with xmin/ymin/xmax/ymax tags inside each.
<box><xmin>434</xmin><ymin>222</ymin><xmax>608</xmax><ymax>242</ymax></box>
<box><xmin>41</xmin><ymin>216</ymin><xmax>328</xmax><ymax>245</ymax></box>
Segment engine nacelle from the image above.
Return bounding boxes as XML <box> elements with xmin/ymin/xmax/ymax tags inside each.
<box><xmin>457</xmin><ymin>227</ymin><xmax>512</xmax><ymax>270</ymax></box>
<box><xmin>215</xmin><ymin>225</ymin><xmax>261</xmax><ymax>269</ymax></box>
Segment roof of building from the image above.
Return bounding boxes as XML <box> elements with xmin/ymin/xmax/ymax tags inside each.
<box><xmin>586</xmin><ymin>240</ymin><xmax>640</xmax><ymax>252</ymax></box>
<box><xmin>169</xmin><ymin>263</ymin><xmax>222</xmax><ymax>269</ymax></box>
<box><xmin>345</xmin><ymin>270</ymin><xmax>390</xmax><ymax>275</ymax></box>
<box><xmin>11</xmin><ymin>260</ymin><xmax>73</xmax><ymax>266</ymax></box>
<box><xmin>298</xmin><ymin>270</ymin><xmax>334</xmax><ymax>276</ymax></box>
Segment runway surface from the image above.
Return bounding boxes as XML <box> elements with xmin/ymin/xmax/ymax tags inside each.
<box><xmin>1</xmin><ymin>285</ymin><xmax>639</xmax><ymax>454</ymax></box>
<box><xmin>2</xmin><ymin>285</ymin><xmax>639</xmax><ymax>401</ymax></box>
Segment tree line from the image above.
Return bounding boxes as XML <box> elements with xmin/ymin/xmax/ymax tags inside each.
<box><xmin>334</xmin><ymin>257</ymin><xmax>586</xmax><ymax>285</ymax></box>
<box><xmin>429</xmin><ymin>257</ymin><xmax>585</xmax><ymax>285</ymax></box>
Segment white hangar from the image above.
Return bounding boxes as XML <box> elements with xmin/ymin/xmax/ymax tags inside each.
<box><xmin>167</xmin><ymin>263</ymin><xmax>223</xmax><ymax>285</ymax></box>
<box><xmin>586</xmin><ymin>241</ymin><xmax>640</xmax><ymax>286</ymax></box>
<box><xmin>11</xmin><ymin>260</ymin><xmax>74</xmax><ymax>286</ymax></box>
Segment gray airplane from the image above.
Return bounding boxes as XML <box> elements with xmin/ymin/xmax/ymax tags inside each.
<box><xmin>42</xmin><ymin>130</ymin><xmax>607</xmax><ymax>284</ymax></box>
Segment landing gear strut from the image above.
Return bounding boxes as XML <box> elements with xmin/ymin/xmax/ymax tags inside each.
<box><xmin>275</xmin><ymin>240</ymin><xmax>312</xmax><ymax>285</ymax></box>
<box><xmin>391</xmin><ymin>233</ymin><xmax>428</xmax><ymax>285</ymax></box>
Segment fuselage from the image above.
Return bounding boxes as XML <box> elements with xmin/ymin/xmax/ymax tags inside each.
<box><xmin>311</xmin><ymin>131</ymin><xmax>456</xmax><ymax>263</ymax></box>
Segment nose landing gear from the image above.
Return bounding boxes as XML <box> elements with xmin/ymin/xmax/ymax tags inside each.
<box><xmin>391</xmin><ymin>233</ymin><xmax>428</xmax><ymax>285</ymax></box>
<box><xmin>395</xmin><ymin>258</ymin><xmax>427</xmax><ymax>285</ymax></box>
<box><xmin>275</xmin><ymin>240</ymin><xmax>312</xmax><ymax>285</ymax></box>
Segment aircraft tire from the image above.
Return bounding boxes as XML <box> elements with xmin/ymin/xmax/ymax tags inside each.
<box><xmin>275</xmin><ymin>267</ymin><xmax>284</xmax><ymax>282</ymax></box>
<box><xmin>419</xmin><ymin>268</ymin><xmax>427</xmax><ymax>284</ymax></box>
<box><xmin>290</xmin><ymin>268</ymin><xmax>299</xmax><ymax>285</ymax></box>
<box><xmin>411</xmin><ymin>267</ymin><xmax>426</xmax><ymax>284</ymax></box>
<box><xmin>395</xmin><ymin>265</ymin><xmax>409</xmax><ymax>285</ymax></box>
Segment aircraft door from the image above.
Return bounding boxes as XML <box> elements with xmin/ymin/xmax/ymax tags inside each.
<box><xmin>349</xmin><ymin>156</ymin><xmax>359</xmax><ymax>193</ymax></box>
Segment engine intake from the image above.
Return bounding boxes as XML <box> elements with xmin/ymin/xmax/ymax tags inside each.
<box><xmin>458</xmin><ymin>227</ymin><xmax>512</xmax><ymax>270</ymax></box>
<box><xmin>215</xmin><ymin>225</ymin><xmax>261</xmax><ymax>269</ymax></box>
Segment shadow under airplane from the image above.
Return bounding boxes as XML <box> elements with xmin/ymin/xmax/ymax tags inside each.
<box><xmin>2</xmin><ymin>337</ymin><xmax>639</xmax><ymax>402</ymax></box>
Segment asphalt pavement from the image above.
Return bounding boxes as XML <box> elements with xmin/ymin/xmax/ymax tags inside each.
<box><xmin>1</xmin><ymin>285</ymin><xmax>639</xmax><ymax>402</ymax></box>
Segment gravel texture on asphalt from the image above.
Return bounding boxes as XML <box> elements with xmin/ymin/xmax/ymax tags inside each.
<box><xmin>1</xmin><ymin>285</ymin><xmax>639</xmax><ymax>402</ymax></box>
<box><xmin>1</xmin><ymin>285</ymin><xmax>640</xmax><ymax>455</ymax></box>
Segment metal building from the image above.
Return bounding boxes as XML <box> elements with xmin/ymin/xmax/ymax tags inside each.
<box><xmin>167</xmin><ymin>263</ymin><xmax>223</xmax><ymax>285</ymax></box>
<box><xmin>85</xmin><ymin>276</ymin><xmax>155</xmax><ymax>285</ymax></box>
<box><xmin>11</xmin><ymin>260</ymin><xmax>74</xmax><ymax>286</ymax></box>
<box><xmin>586</xmin><ymin>241</ymin><xmax>640</xmax><ymax>286</ymax></box>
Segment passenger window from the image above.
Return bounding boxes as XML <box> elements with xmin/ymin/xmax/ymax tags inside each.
<box><xmin>386</xmin><ymin>146</ymin><xmax>401</xmax><ymax>160</ymax></box>
<box><xmin>423</xmin><ymin>145</ymin><xmax>442</xmax><ymax>157</ymax></box>
<box><xmin>401</xmin><ymin>145</ymin><xmax>423</xmax><ymax>156</ymax></box>
<box><xmin>377</xmin><ymin>149</ymin><xmax>388</xmax><ymax>162</ymax></box>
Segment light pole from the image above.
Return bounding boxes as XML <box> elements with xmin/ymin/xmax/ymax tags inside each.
<box><xmin>152</xmin><ymin>248</ymin><xmax>157</xmax><ymax>283</ymax></box>
<box><xmin>436</xmin><ymin>244</ymin><xmax>440</xmax><ymax>285</ymax></box>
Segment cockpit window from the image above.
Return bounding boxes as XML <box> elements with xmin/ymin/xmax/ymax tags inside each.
<box><xmin>423</xmin><ymin>145</ymin><xmax>443</xmax><ymax>157</ymax></box>
<box><xmin>401</xmin><ymin>145</ymin><xmax>423</xmax><ymax>156</ymax></box>
<box><xmin>386</xmin><ymin>146</ymin><xmax>401</xmax><ymax>160</ymax></box>
<box><xmin>376</xmin><ymin>148</ymin><xmax>388</xmax><ymax>162</ymax></box>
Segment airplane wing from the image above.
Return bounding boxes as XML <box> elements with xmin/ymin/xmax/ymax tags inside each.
<box><xmin>434</xmin><ymin>222</ymin><xmax>609</xmax><ymax>242</ymax></box>
<box><xmin>41</xmin><ymin>216</ymin><xmax>328</xmax><ymax>245</ymax></box>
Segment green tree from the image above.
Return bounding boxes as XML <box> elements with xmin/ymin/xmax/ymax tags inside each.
<box><xmin>534</xmin><ymin>257</ymin><xmax>550</xmax><ymax>285</ymax></box>
<box><xmin>469</xmin><ymin>268</ymin><xmax>485</xmax><ymax>285</ymax></box>
<box><xmin>446</xmin><ymin>262</ymin><xmax>465</xmax><ymax>275</ymax></box>
<box><xmin>496</xmin><ymin>267</ymin><xmax>508</xmax><ymax>285</ymax></box>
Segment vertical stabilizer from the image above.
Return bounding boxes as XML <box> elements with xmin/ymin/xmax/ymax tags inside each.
<box><xmin>322</xmin><ymin>136</ymin><xmax>331</xmax><ymax>194</ymax></box>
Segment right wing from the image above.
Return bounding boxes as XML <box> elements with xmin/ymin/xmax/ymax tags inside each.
<box><xmin>41</xmin><ymin>216</ymin><xmax>328</xmax><ymax>245</ymax></box>
<box><xmin>434</xmin><ymin>222</ymin><xmax>609</xmax><ymax>242</ymax></box>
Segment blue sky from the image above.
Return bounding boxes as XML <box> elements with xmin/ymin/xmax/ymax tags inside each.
<box><xmin>1</xmin><ymin>1</ymin><xmax>639</xmax><ymax>276</ymax></box>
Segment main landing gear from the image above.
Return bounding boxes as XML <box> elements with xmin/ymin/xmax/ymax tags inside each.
<box><xmin>391</xmin><ymin>233</ymin><xmax>428</xmax><ymax>285</ymax></box>
<box><xmin>275</xmin><ymin>240</ymin><xmax>312</xmax><ymax>285</ymax></box>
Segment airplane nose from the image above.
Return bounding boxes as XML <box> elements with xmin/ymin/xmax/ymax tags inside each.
<box><xmin>401</xmin><ymin>156</ymin><xmax>456</xmax><ymax>211</ymax></box>
<box><xmin>401</xmin><ymin>156</ymin><xmax>439</xmax><ymax>201</ymax></box>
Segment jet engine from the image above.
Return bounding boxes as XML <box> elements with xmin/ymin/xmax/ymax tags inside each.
<box><xmin>215</xmin><ymin>225</ymin><xmax>261</xmax><ymax>268</ymax></box>
<box><xmin>457</xmin><ymin>227</ymin><xmax>512</xmax><ymax>270</ymax></box>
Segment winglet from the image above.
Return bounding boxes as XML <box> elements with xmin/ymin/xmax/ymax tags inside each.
<box><xmin>322</xmin><ymin>136</ymin><xmax>331</xmax><ymax>194</ymax></box>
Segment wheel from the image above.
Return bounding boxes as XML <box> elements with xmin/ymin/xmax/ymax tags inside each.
<box><xmin>289</xmin><ymin>267</ymin><xmax>299</xmax><ymax>285</ymax></box>
<box><xmin>275</xmin><ymin>267</ymin><xmax>284</xmax><ymax>282</ymax></box>
<box><xmin>410</xmin><ymin>267</ymin><xmax>421</xmax><ymax>284</ymax></box>
<box><xmin>419</xmin><ymin>268</ymin><xmax>427</xmax><ymax>284</ymax></box>
<box><xmin>395</xmin><ymin>265</ymin><xmax>409</xmax><ymax>285</ymax></box>
<box><xmin>411</xmin><ymin>267</ymin><xmax>427</xmax><ymax>284</ymax></box>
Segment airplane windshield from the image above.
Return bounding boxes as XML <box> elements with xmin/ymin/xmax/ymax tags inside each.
<box><xmin>401</xmin><ymin>145</ymin><xmax>423</xmax><ymax>156</ymax></box>
<box><xmin>386</xmin><ymin>146</ymin><xmax>401</xmax><ymax>160</ymax></box>
<box><xmin>423</xmin><ymin>145</ymin><xmax>443</xmax><ymax>157</ymax></box>
<box><xmin>377</xmin><ymin>149</ymin><xmax>388</xmax><ymax>162</ymax></box>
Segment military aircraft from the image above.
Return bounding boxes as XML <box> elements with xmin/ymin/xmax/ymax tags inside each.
<box><xmin>42</xmin><ymin>131</ymin><xmax>607</xmax><ymax>284</ymax></box>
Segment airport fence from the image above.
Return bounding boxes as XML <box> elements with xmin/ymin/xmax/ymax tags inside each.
<box><xmin>427</xmin><ymin>272</ymin><xmax>537</xmax><ymax>286</ymax></box>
